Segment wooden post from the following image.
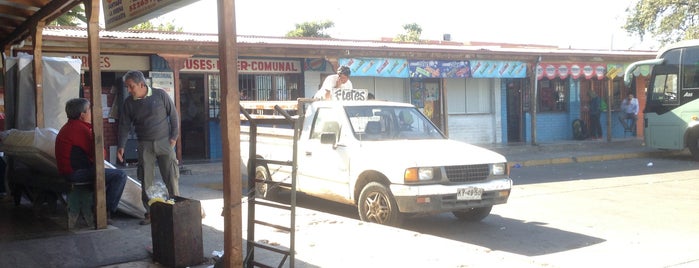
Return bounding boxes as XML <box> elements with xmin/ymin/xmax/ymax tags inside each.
<box><xmin>85</xmin><ymin>0</ymin><xmax>107</xmax><ymax>229</ymax></box>
<box><xmin>606</xmin><ymin>78</ymin><xmax>613</xmax><ymax>142</ymax></box>
<box><xmin>217</xmin><ymin>0</ymin><xmax>244</xmax><ymax>266</ymax></box>
<box><xmin>31</xmin><ymin>22</ymin><xmax>44</xmax><ymax>128</ymax></box>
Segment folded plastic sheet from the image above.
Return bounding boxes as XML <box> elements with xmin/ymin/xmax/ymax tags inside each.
<box><xmin>0</xmin><ymin>128</ymin><xmax>146</xmax><ymax>218</ymax></box>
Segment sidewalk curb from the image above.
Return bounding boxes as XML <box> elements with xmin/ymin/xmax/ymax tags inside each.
<box><xmin>509</xmin><ymin>150</ymin><xmax>685</xmax><ymax>167</ymax></box>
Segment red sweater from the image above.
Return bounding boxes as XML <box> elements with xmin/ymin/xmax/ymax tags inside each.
<box><xmin>55</xmin><ymin>119</ymin><xmax>95</xmax><ymax>176</ymax></box>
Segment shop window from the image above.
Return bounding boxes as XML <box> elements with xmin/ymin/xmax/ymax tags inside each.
<box><xmin>208</xmin><ymin>74</ymin><xmax>220</xmax><ymax>119</ymax></box>
<box><xmin>240</xmin><ymin>74</ymin><xmax>300</xmax><ymax>101</ymax></box>
<box><xmin>537</xmin><ymin>78</ymin><xmax>567</xmax><ymax>112</ymax></box>
<box><xmin>445</xmin><ymin>78</ymin><xmax>492</xmax><ymax>114</ymax></box>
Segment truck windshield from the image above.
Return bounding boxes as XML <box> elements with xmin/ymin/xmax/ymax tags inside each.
<box><xmin>344</xmin><ymin>106</ymin><xmax>444</xmax><ymax>141</ymax></box>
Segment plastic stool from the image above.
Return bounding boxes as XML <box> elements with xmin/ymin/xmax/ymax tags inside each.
<box><xmin>67</xmin><ymin>183</ymin><xmax>94</xmax><ymax>229</ymax></box>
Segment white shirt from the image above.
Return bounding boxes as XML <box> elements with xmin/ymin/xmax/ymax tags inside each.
<box><xmin>621</xmin><ymin>97</ymin><xmax>639</xmax><ymax>115</ymax></box>
<box><xmin>314</xmin><ymin>74</ymin><xmax>353</xmax><ymax>100</ymax></box>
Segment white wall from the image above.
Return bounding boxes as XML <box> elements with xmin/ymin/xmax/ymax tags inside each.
<box><xmin>445</xmin><ymin>78</ymin><xmax>503</xmax><ymax>145</ymax></box>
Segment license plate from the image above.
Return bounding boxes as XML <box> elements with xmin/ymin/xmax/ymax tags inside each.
<box><xmin>457</xmin><ymin>187</ymin><xmax>483</xmax><ymax>200</ymax></box>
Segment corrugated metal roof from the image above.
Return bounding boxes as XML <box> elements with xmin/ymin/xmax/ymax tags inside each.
<box><xmin>41</xmin><ymin>26</ymin><xmax>656</xmax><ymax>57</ymax></box>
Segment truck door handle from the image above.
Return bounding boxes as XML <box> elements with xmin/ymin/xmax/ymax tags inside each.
<box><xmin>305</xmin><ymin>151</ymin><xmax>312</xmax><ymax>156</ymax></box>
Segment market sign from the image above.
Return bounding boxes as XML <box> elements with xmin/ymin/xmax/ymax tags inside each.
<box><xmin>470</xmin><ymin>60</ymin><xmax>526</xmax><ymax>78</ymax></box>
<box><xmin>536</xmin><ymin>63</ymin><xmax>607</xmax><ymax>80</ymax></box>
<box><xmin>339</xmin><ymin>58</ymin><xmax>409</xmax><ymax>77</ymax></box>
<box><xmin>45</xmin><ymin>53</ymin><xmax>149</xmax><ymax>71</ymax></box>
<box><xmin>103</xmin><ymin>0</ymin><xmax>200</xmax><ymax>30</ymax></box>
<box><xmin>408</xmin><ymin>60</ymin><xmax>470</xmax><ymax>78</ymax></box>
<box><xmin>180</xmin><ymin>58</ymin><xmax>302</xmax><ymax>74</ymax></box>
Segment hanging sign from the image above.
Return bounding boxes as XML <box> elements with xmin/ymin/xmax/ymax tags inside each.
<box><xmin>103</xmin><ymin>0</ymin><xmax>200</xmax><ymax>30</ymax></box>
<box><xmin>331</xmin><ymin>88</ymin><xmax>369</xmax><ymax>101</ymax></box>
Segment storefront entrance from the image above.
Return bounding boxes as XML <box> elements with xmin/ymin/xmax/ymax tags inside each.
<box><xmin>180</xmin><ymin>74</ymin><xmax>208</xmax><ymax>160</ymax></box>
<box><xmin>505</xmin><ymin>79</ymin><xmax>526</xmax><ymax>143</ymax></box>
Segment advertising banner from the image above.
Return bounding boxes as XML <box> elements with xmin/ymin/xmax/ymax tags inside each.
<box><xmin>409</xmin><ymin>60</ymin><xmax>470</xmax><ymax>78</ymax></box>
<box><xmin>339</xmin><ymin>58</ymin><xmax>409</xmax><ymax>77</ymax></box>
<box><xmin>470</xmin><ymin>60</ymin><xmax>527</xmax><ymax>78</ymax></box>
<box><xmin>537</xmin><ymin>62</ymin><xmax>607</xmax><ymax>80</ymax></box>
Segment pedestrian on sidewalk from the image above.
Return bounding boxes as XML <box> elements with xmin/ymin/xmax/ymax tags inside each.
<box><xmin>117</xmin><ymin>70</ymin><xmax>180</xmax><ymax>225</ymax></box>
<box><xmin>618</xmin><ymin>93</ymin><xmax>639</xmax><ymax>135</ymax></box>
<box><xmin>588</xmin><ymin>90</ymin><xmax>603</xmax><ymax>139</ymax></box>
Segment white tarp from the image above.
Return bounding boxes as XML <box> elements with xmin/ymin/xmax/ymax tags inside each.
<box><xmin>6</xmin><ymin>54</ymin><xmax>80</xmax><ymax>130</ymax></box>
<box><xmin>0</xmin><ymin>128</ymin><xmax>146</xmax><ymax>218</ymax></box>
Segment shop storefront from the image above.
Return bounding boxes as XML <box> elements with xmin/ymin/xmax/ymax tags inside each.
<box><xmin>529</xmin><ymin>62</ymin><xmax>643</xmax><ymax>142</ymax></box>
<box><xmin>151</xmin><ymin>56</ymin><xmax>304</xmax><ymax>160</ymax></box>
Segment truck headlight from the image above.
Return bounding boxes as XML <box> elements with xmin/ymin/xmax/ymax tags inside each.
<box><xmin>404</xmin><ymin>167</ymin><xmax>434</xmax><ymax>182</ymax></box>
<box><xmin>491</xmin><ymin>163</ymin><xmax>506</xmax><ymax>175</ymax></box>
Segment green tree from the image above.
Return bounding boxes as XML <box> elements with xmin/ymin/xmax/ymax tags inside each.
<box><xmin>623</xmin><ymin>0</ymin><xmax>699</xmax><ymax>46</ymax></box>
<box><xmin>130</xmin><ymin>19</ymin><xmax>183</xmax><ymax>32</ymax></box>
<box><xmin>393</xmin><ymin>23</ymin><xmax>422</xmax><ymax>42</ymax></box>
<box><xmin>286</xmin><ymin>20</ymin><xmax>334</xmax><ymax>38</ymax></box>
<box><xmin>49</xmin><ymin>4</ymin><xmax>87</xmax><ymax>26</ymax></box>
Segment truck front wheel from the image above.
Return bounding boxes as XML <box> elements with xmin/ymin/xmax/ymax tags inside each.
<box><xmin>358</xmin><ymin>182</ymin><xmax>403</xmax><ymax>226</ymax></box>
<box><xmin>452</xmin><ymin>206</ymin><xmax>492</xmax><ymax>222</ymax></box>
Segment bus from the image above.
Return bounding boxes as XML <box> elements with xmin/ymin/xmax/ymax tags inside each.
<box><xmin>624</xmin><ymin>39</ymin><xmax>699</xmax><ymax>161</ymax></box>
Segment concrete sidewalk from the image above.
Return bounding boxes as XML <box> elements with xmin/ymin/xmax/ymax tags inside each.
<box><xmin>0</xmin><ymin>137</ymin><xmax>689</xmax><ymax>268</ymax></box>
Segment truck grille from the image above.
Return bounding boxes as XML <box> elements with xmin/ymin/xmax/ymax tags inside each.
<box><xmin>444</xmin><ymin>164</ymin><xmax>489</xmax><ymax>183</ymax></box>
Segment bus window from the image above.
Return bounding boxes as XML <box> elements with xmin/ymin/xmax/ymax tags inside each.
<box><xmin>682</xmin><ymin>46</ymin><xmax>699</xmax><ymax>89</ymax></box>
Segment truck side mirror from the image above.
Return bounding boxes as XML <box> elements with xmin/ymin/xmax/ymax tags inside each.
<box><xmin>320</xmin><ymin>132</ymin><xmax>337</xmax><ymax>145</ymax></box>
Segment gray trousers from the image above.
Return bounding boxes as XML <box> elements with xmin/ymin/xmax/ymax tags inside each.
<box><xmin>137</xmin><ymin>138</ymin><xmax>179</xmax><ymax>214</ymax></box>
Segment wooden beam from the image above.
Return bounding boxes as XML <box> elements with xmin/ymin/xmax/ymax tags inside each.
<box><xmin>218</xmin><ymin>0</ymin><xmax>243</xmax><ymax>266</ymax></box>
<box><xmin>31</xmin><ymin>21</ymin><xmax>43</xmax><ymax>128</ymax></box>
<box><xmin>85</xmin><ymin>0</ymin><xmax>107</xmax><ymax>229</ymax></box>
<box><xmin>0</xmin><ymin>0</ymin><xmax>80</xmax><ymax>48</ymax></box>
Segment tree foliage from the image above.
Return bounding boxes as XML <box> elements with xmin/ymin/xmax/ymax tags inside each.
<box><xmin>130</xmin><ymin>19</ymin><xmax>183</xmax><ymax>32</ymax></box>
<box><xmin>286</xmin><ymin>20</ymin><xmax>334</xmax><ymax>38</ymax></box>
<box><xmin>393</xmin><ymin>23</ymin><xmax>422</xmax><ymax>42</ymax></box>
<box><xmin>49</xmin><ymin>4</ymin><xmax>86</xmax><ymax>26</ymax></box>
<box><xmin>623</xmin><ymin>0</ymin><xmax>699</xmax><ymax>46</ymax></box>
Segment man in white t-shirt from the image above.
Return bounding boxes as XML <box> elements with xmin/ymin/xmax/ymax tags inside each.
<box><xmin>618</xmin><ymin>93</ymin><xmax>639</xmax><ymax>134</ymax></box>
<box><xmin>314</xmin><ymin>65</ymin><xmax>353</xmax><ymax>100</ymax></box>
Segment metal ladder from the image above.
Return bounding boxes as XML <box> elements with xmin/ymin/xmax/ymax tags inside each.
<box><xmin>241</xmin><ymin>101</ymin><xmax>303</xmax><ymax>268</ymax></box>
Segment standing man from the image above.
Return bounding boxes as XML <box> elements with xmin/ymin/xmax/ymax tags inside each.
<box><xmin>618</xmin><ymin>93</ymin><xmax>639</xmax><ymax>135</ymax></box>
<box><xmin>117</xmin><ymin>70</ymin><xmax>179</xmax><ymax>225</ymax></box>
<box><xmin>588</xmin><ymin>90</ymin><xmax>602</xmax><ymax>139</ymax></box>
<box><xmin>56</xmin><ymin>98</ymin><xmax>127</xmax><ymax>223</ymax></box>
<box><xmin>314</xmin><ymin>65</ymin><xmax>353</xmax><ymax>100</ymax></box>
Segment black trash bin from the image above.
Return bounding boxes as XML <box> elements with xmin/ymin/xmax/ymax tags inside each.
<box><xmin>151</xmin><ymin>196</ymin><xmax>204</xmax><ymax>268</ymax></box>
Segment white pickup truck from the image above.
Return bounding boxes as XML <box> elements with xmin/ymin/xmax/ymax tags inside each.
<box><xmin>244</xmin><ymin>99</ymin><xmax>512</xmax><ymax>226</ymax></box>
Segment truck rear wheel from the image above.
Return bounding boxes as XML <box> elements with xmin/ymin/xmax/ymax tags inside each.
<box><xmin>358</xmin><ymin>182</ymin><xmax>403</xmax><ymax>226</ymax></box>
<box><xmin>254</xmin><ymin>165</ymin><xmax>278</xmax><ymax>200</ymax></box>
<box><xmin>452</xmin><ymin>206</ymin><xmax>492</xmax><ymax>222</ymax></box>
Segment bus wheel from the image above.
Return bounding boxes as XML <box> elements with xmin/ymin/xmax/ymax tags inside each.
<box><xmin>689</xmin><ymin>131</ymin><xmax>699</xmax><ymax>161</ymax></box>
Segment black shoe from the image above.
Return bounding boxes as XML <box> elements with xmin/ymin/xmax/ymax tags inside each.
<box><xmin>140</xmin><ymin>213</ymin><xmax>151</xmax><ymax>225</ymax></box>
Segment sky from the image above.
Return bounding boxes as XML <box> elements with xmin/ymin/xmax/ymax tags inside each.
<box><xmin>146</xmin><ymin>0</ymin><xmax>659</xmax><ymax>51</ymax></box>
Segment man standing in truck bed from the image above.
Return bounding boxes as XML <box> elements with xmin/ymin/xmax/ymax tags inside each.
<box><xmin>117</xmin><ymin>70</ymin><xmax>180</xmax><ymax>225</ymax></box>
